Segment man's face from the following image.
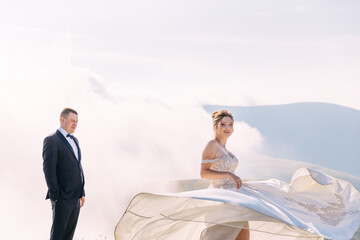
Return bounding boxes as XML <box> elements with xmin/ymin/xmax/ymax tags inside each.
<box><xmin>60</xmin><ymin>113</ymin><xmax>78</xmax><ymax>134</ymax></box>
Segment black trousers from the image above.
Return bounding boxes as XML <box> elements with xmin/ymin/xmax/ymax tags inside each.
<box><xmin>50</xmin><ymin>198</ymin><xmax>80</xmax><ymax>240</ymax></box>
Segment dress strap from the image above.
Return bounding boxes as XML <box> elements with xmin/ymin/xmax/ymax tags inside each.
<box><xmin>201</xmin><ymin>158</ymin><xmax>219</xmax><ymax>164</ymax></box>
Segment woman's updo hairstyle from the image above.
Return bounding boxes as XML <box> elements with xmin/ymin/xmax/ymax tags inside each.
<box><xmin>212</xmin><ymin>110</ymin><xmax>234</xmax><ymax>128</ymax></box>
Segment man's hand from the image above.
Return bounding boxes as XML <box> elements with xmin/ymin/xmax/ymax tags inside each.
<box><xmin>80</xmin><ymin>196</ymin><xmax>85</xmax><ymax>207</ymax></box>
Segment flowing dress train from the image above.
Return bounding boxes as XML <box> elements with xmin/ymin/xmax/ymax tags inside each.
<box><xmin>115</xmin><ymin>153</ymin><xmax>360</xmax><ymax>240</ymax></box>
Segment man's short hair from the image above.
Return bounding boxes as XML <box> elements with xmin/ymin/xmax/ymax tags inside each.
<box><xmin>60</xmin><ymin>108</ymin><xmax>78</xmax><ymax>118</ymax></box>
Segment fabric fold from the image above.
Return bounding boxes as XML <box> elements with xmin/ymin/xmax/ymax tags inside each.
<box><xmin>115</xmin><ymin>168</ymin><xmax>360</xmax><ymax>240</ymax></box>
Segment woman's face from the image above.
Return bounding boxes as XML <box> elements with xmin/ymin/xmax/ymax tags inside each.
<box><xmin>215</xmin><ymin>116</ymin><xmax>234</xmax><ymax>138</ymax></box>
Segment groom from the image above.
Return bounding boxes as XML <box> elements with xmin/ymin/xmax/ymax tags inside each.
<box><xmin>43</xmin><ymin>108</ymin><xmax>85</xmax><ymax>240</ymax></box>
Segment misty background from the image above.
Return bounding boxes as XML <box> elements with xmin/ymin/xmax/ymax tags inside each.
<box><xmin>1</xmin><ymin>0</ymin><xmax>359</xmax><ymax>239</ymax></box>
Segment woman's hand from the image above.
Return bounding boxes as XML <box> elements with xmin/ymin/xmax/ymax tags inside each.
<box><xmin>228</xmin><ymin>173</ymin><xmax>242</xmax><ymax>189</ymax></box>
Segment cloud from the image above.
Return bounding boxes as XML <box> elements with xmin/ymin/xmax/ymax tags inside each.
<box><xmin>1</xmin><ymin>2</ymin><xmax>360</xmax><ymax>236</ymax></box>
<box><xmin>0</xmin><ymin>34</ymin><xmax>269</xmax><ymax>236</ymax></box>
<box><xmin>228</xmin><ymin>121</ymin><xmax>264</xmax><ymax>154</ymax></box>
<box><xmin>0</xmin><ymin>38</ymin><xmax>223</xmax><ymax>237</ymax></box>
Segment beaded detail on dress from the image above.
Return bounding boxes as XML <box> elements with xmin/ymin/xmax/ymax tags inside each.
<box><xmin>202</xmin><ymin>153</ymin><xmax>239</xmax><ymax>191</ymax></box>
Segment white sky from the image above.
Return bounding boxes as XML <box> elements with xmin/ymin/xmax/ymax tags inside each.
<box><xmin>1</xmin><ymin>0</ymin><xmax>359</xmax><ymax>109</ymax></box>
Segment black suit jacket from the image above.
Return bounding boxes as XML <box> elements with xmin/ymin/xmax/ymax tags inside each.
<box><xmin>43</xmin><ymin>130</ymin><xmax>85</xmax><ymax>201</ymax></box>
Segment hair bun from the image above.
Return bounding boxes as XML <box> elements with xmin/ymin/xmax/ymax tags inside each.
<box><xmin>211</xmin><ymin>110</ymin><xmax>234</xmax><ymax>128</ymax></box>
<box><xmin>212</xmin><ymin>111</ymin><xmax>218</xmax><ymax>119</ymax></box>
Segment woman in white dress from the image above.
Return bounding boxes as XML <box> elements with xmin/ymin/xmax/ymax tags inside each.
<box><xmin>200</xmin><ymin>110</ymin><xmax>249</xmax><ymax>240</ymax></box>
<box><xmin>114</xmin><ymin>110</ymin><xmax>360</xmax><ymax>240</ymax></box>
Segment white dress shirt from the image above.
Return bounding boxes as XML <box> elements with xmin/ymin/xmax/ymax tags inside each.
<box><xmin>58</xmin><ymin>127</ymin><xmax>79</xmax><ymax>160</ymax></box>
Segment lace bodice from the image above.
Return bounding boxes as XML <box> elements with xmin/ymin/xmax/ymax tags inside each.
<box><xmin>202</xmin><ymin>153</ymin><xmax>239</xmax><ymax>191</ymax></box>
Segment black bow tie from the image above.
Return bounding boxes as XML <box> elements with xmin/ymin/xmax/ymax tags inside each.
<box><xmin>66</xmin><ymin>134</ymin><xmax>74</xmax><ymax>139</ymax></box>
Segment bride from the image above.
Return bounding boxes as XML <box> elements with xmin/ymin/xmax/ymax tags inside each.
<box><xmin>115</xmin><ymin>110</ymin><xmax>360</xmax><ymax>240</ymax></box>
<box><xmin>200</xmin><ymin>110</ymin><xmax>249</xmax><ymax>240</ymax></box>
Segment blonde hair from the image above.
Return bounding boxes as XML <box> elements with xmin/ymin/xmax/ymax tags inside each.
<box><xmin>212</xmin><ymin>110</ymin><xmax>234</xmax><ymax>128</ymax></box>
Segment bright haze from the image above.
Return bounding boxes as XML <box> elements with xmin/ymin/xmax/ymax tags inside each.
<box><xmin>0</xmin><ymin>0</ymin><xmax>359</xmax><ymax>239</ymax></box>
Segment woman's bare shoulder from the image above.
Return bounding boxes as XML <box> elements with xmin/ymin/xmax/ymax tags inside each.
<box><xmin>202</xmin><ymin>140</ymin><xmax>220</xmax><ymax>160</ymax></box>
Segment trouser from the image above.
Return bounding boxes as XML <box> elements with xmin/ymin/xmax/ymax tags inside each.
<box><xmin>50</xmin><ymin>198</ymin><xmax>80</xmax><ymax>240</ymax></box>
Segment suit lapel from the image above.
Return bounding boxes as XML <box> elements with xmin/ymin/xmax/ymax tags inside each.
<box><xmin>73</xmin><ymin>137</ymin><xmax>81</xmax><ymax>162</ymax></box>
<box><xmin>56</xmin><ymin>130</ymin><xmax>78</xmax><ymax>162</ymax></box>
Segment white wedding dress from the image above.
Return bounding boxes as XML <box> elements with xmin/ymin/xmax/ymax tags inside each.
<box><xmin>115</xmin><ymin>151</ymin><xmax>360</xmax><ymax>240</ymax></box>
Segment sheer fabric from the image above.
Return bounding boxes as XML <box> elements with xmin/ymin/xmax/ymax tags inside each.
<box><xmin>115</xmin><ymin>158</ymin><xmax>360</xmax><ymax>240</ymax></box>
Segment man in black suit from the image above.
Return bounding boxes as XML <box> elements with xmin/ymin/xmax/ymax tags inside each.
<box><xmin>43</xmin><ymin>108</ymin><xmax>85</xmax><ymax>240</ymax></box>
